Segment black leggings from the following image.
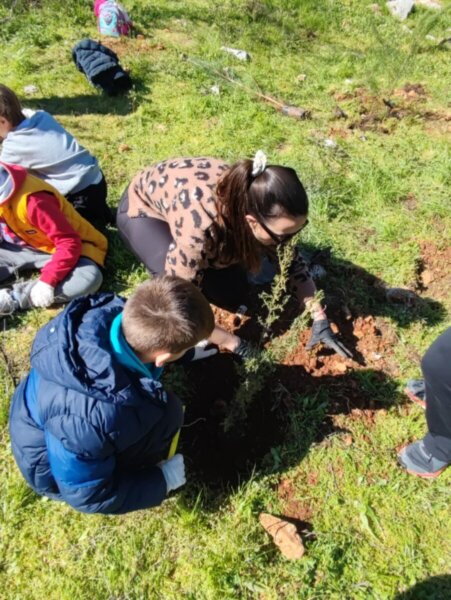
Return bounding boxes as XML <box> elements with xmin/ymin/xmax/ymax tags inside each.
<box><xmin>67</xmin><ymin>173</ymin><xmax>113</xmax><ymax>226</ymax></box>
<box><xmin>422</xmin><ymin>327</ymin><xmax>451</xmax><ymax>462</ymax></box>
<box><xmin>116</xmin><ymin>190</ymin><xmax>249</xmax><ymax>311</ymax></box>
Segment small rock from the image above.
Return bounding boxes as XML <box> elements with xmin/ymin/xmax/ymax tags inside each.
<box><xmin>323</xmin><ymin>138</ymin><xmax>338</xmax><ymax>148</ymax></box>
<box><xmin>23</xmin><ymin>85</ymin><xmax>38</xmax><ymax>94</ymax></box>
<box><xmin>386</xmin><ymin>0</ymin><xmax>415</xmax><ymax>20</ymax></box>
<box><xmin>296</xmin><ymin>73</ymin><xmax>307</xmax><ymax>83</ymax></box>
<box><xmin>118</xmin><ymin>143</ymin><xmax>131</xmax><ymax>153</ymax></box>
<box><xmin>210</xmin><ymin>84</ymin><xmax>220</xmax><ymax>95</ymax></box>
<box><xmin>281</xmin><ymin>106</ymin><xmax>311</xmax><ymax>120</ymax></box>
<box><xmin>259</xmin><ymin>513</ymin><xmax>305</xmax><ymax>560</ymax></box>
<box><xmin>416</xmin><ymin>0</ymin><xmax>442</xmax><ymax>9</ymax></box>
<box><xmin>221</xmin><ymin>46</ymin><xmax>251</xmax><ymax>61</ymax></box>
<box><xmin>372</xmin><ymin>352</ymin><xmax>383</xmax><ymax>360</ymax></box>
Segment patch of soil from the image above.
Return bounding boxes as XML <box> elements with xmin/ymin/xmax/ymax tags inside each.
<box><xmin>332</xmin><ymin>84</ymin><xmax>449</xmax><ymax>134</ymax></box>
<box><xmin>180</xmin><ymin>301</ymin><xmax>399</xmax><ymax>486</ymax></box>
<box><xmin>181</xmin><ymin>352</ymin><xmax>278</xmax><ymax>486</ymax></box>
<box><xmin>278</xmin><ymin>479</ymin><xmax>314</xmax><ymax>521</ymax></box>
<box><xmin>392</xmin><ymin>83</ymin><xmax>427</xmax><ymax>101</ymax></box>
<box><xmin>281</xmin><ymin>314</ymin><xmax>398</xmax><ymax>378</ymax></box>
<box><xmin>104</xmin><ymin>37</ymin><xmax>167</xmax><ymax>57</ymax></box>
<box><xmin>415</xmin><ymin>241</ymin><xmax>451</xmax><ymax>300</ymax></box>
<box><xmin>403</xmin><ymin>193</ymin><xmax>418</xmax><ymax>211</ymax></box>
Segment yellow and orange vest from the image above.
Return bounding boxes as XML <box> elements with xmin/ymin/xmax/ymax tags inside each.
<box><xmin>0</xmin><ymin>171</ymin><xmax>107</xmax><ymax>266</ymax></box>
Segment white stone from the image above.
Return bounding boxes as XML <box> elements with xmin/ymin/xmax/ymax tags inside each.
<box><xmin>386</xmin><ymin>0</ymin><xmax>414</xmax><ymax>20</ymax></box>
<box><xmin>23</xmin><ymin>84</ymin><xmax>38</xmax><ymax>94</ymax></box>
<box><xmin>221</xmin><ymin>46</ymin><xmax>251</xmax><ymax>61</ymax></box>
<box><xmin>323</xmin><ymin>138</ymin><xmax>338</xmax><ymax>148</ymax></box>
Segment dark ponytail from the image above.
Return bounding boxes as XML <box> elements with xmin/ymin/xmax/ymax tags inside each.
<box><xmin>214</xmin><ymin>159</ymin><xmax>308</xmax><ymax>271</ymax></box>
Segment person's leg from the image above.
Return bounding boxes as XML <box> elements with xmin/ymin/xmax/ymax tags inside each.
<box><xmin>247</xmin><ymin>255</ymin><xmax>277</xmax><ymax>285</ymax></box>
<box><xmin>201</xmin><ymin>264</ymin><xmax>250</xmax><ymax>312</ymax></box>
<box><xmin>0</xmin><ymin>244</ymin><xmax>52</xmax><ymax>313</ymax></box>
<box><xmin>404</xmin><ymin>379</ymin><xmax>426</xmax><ymax>409</ymax></box>
<box><xmin>398</xmin><ymin>327</ymin><xmax>451</xmax><ymax>477</ymax></box>
<box><xmin>116</xmin><ymin>189</ymin><xmax>173</xmax><ymax>275</ymax></box>
<box><xmin>422</xmin><ymin>327</ymin><xmax>451</xmax><ymax>462</ymax></box>
<box><xmin>66</xmin><ymin>173</ymin><xmax>113</xmax><ymax>226</ymax></box>
<box><xmin>0</xmin><ymin>256</ymin><xmax>102</xmax><ymax>313</ymax></box>
<box><xmin>0</xmin><ymin>242</ymin><xmax>50</xmax><ymax>283</ymax></box>
<box><xmin>52</xmin><ymin>257</ymin><xmax>103</xmax><ymax>303</ymax></box>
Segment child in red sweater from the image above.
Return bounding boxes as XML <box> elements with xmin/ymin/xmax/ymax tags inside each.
<box><xmin>0</xmin><ymin>162</ymin><xmax>107</xmax><ymax>314</ymax></box>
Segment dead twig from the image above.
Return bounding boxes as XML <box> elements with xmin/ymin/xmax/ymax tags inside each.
<box><xmin>185</xmin><ymin>56</ymin><xmax>311</xmax><ymax>120</ymax></box>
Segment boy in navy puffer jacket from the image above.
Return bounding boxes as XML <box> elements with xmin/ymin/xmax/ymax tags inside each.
<box><xmin>9</xmin><ymin>276</ymin><xmax>215</xmax><ymax>514</ymax></box>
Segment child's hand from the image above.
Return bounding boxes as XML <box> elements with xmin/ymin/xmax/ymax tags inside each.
<box><xmin>30</xmin><ymin>281</ymin><xmax>55</xmax><ymax>308</ymax></box>
<box><xmin>191</xmin><ymin>339</ymin><xmax>218</xmax><ymax>361</ymax></box>
<box><xmin>159</xmin><ymin>454</ymin><xmax>186</xmax><ymax>493</ymax></box>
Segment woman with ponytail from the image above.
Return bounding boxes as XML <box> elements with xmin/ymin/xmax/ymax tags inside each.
<box><xmin>117</xmin><ymin>153</ymin><xmax>351</xmax><ymax>358</ymax></box>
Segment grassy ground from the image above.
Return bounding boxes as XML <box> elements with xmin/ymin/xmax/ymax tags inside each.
<box><xmin>0</xmin><ymin>1</ymin><xmax>450</xmax><ymax>598</ymax></box>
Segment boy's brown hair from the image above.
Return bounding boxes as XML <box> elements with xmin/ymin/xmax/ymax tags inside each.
<box><xmin>122</xmin><ymin>275</ymin><xmax>214</xmax><ymax>355</ymax></box>
<box><xmin>0</xmin><ymin>84</ymin><xmax>24</xmax><ymax>127</ymax></box>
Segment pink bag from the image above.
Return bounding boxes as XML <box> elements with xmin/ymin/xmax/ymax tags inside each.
<box><xmin>94</xmin><ymin>0</ymin><xmax>132</xmax><ymax>37</ymax></box>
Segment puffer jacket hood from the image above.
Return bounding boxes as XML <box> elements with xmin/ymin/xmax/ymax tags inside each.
<box><xmin>0</xmin><ymin>162</ymin><xmax>26</xmax><ymax>204</ymax></box>
<box><xmin>30</xmin><ymin>292</ymin><xmax>165</xmax><ymax>405</ymax></box>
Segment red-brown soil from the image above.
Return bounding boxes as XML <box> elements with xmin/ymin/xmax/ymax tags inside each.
<box><xmin>179</xmin><ymin>241</ymin><xmax>448</xmax><ymax>487</ymax></box>
<box><xmin>180</xmin><ymin>304</ymin><xmax>398</xmax><ymax>486</ymax></box>
<box><xmin>331</xmin><ymin>84</ymin><xmax>451</xmax><ymax>134</ymax></box>
<box><xmin>415</xmin><ymin>242</ymin><xmax>451</xmax><ymax>301</ymax></box>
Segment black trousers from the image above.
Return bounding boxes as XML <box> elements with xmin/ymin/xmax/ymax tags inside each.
<box><xmin>422</xmin><ymin>327</ymin><xmax>451</xmax><ymax>462</ymax></box>
<box><xmin>116</xmin><ymin>190</ymin><xmax>249</xmax><ymax>311</ymax></box>
<box><xmin>66</xmin><ymin>173</ymin><xmax>113</xmax><ymax>226</ymax></box>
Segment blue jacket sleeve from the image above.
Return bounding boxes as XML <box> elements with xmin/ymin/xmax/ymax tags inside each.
<box><xmin>45</xmin><ymin>428</ymin><xmax>167</xmax><ymax>515</ymax></box>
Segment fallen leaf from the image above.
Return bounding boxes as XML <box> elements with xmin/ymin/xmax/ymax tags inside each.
<box><xmin>118</xmin><ymin>143</ymin><xmax>131</xmax><ymax>153</ymax></box>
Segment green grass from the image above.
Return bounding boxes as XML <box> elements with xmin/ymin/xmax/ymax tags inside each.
<box><xmin>1</xmin><ymin>1</ymin><xmax>451</xmax><ymax>598</ymax></box>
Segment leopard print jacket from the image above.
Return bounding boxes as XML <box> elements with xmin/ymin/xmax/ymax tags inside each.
<box><xmin>126</xmin><ymin>157</ymin><xmax>315</xmax><ymax>302</ymax></box>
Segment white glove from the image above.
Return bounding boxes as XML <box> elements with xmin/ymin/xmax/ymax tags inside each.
<box><xmin>191</xmin><ymin>339</ymin><xmax>218</xmax><ymax>361</ymax></box>
<box><xmin>30</xmin><ymin>280</ymin><xmax>55</xmax><ymax>308</ymax></box>
<box><xmin>159</xmin><ymin>454</ymin><xmax>186</xmax><ymax>493</ymax></box>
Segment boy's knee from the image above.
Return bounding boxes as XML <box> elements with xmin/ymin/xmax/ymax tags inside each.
<box><xmin>77</xmin><ymin>260</ymin><xmax>103</xmax><ymax>295</ymax></box>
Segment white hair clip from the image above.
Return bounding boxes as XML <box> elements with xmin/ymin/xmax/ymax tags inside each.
<box><xmin>251</xmin><ymin>150</ymin><xmax>267</xmax><ymax>177</ymax></box>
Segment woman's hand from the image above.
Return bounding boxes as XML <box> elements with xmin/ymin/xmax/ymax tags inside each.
<box><xmin>306</xmin><ymin>318</ymin><xmax>352</xmax><ymax>359</ymax></box>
